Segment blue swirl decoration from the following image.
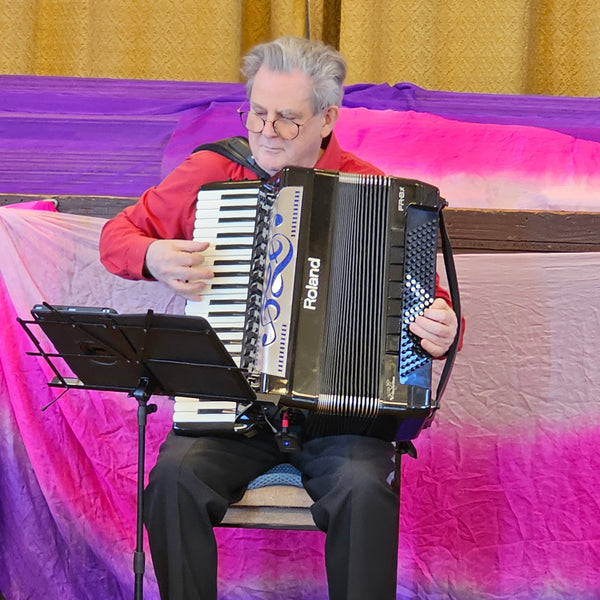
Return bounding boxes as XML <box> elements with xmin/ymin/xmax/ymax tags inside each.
<box><xmin>261</xmin><ymin>218</ymin><xmax>294</xmax><ymax>347</ymax></box>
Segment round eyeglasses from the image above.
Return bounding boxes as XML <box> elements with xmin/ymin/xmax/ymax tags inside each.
<box><xmin>238</xmin><ymin>110</ymin><xmax>314</xmax><ymax>141</ymax></box>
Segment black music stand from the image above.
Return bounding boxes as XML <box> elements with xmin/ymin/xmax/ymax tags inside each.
<box><xmin>18</xmin><ymin>303</ymin><xmax>255</xmax><ymax>600</ymax></box>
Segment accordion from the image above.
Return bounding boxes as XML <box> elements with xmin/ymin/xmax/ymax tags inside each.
<box><xmin>177</xmin><ymin>167</ymin><xmax>450</xmax><ymax>441</ymax></box>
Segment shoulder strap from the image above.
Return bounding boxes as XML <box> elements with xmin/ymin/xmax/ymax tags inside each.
<box><xmin>192</xmin><ymin>136</ymin><xmax>270</xmax><ymax>181</ymax></box>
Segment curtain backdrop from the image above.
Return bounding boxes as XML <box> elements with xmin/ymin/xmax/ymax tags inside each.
<box><xmin>1</xmin><ymin>0</ymin><xmax>599</xmax><ymax>96</ymax></box>
<box><xmin>1</xmin><ymin>75</ymin><xmax>600</xmax><ymax>600</ymax></box>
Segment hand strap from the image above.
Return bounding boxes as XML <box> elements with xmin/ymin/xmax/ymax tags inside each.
<box><xmin>435</xmin><ymin>209</ymin><xmax>461</xmax><ymax>402</ymax></box>
<box><xmin>422</xmin><ymin>209</ymin><xmax>462</xmax><ymax>429</ymax></box>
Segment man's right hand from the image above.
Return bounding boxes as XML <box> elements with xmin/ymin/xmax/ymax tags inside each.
<box><xmin>144</xmin><ymin>239</ymin><xmax>214</xmax><ymax>301</ymax></box>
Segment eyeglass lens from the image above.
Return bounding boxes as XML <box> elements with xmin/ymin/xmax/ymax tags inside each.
<box><xmin>240</xmin><ymin>112</ymin><xmax>300</xmax><ymax>140</ymax></box>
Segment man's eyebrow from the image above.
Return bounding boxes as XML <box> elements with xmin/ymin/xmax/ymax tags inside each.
<box><xmin>250</xmin><ymin>103</ymin><xmax>302</xmax><ymax>119</ymax></box>
<box><xmin>279</xmin><ymin>109</ymin><xmax>302</xmax><ymax>119</ymax></box>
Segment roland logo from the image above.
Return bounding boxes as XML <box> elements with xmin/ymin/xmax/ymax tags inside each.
<box><xmin>302</xmin><ymin>256</ymin><xmax>321</xmax><ymax>311</ymax></box>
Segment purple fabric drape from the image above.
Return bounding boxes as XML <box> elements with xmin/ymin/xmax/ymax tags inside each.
<box><xmin>2</xmin><ymin>75</ymin><xmax>600</xmax><ymax>198</ymax></box>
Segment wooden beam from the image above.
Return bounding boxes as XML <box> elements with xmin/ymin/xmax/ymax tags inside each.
<box><xmin>443</xmin><ymin>208</ymin><xmax>600</xmax><ymax>252</ymax></box>
<box><xmin>0</xmin><ymin>193</ymin><xmax>135</xmax><ymax>220</ymax></box>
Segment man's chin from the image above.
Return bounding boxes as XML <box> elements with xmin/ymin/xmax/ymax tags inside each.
<box><xmin>256</xmin><ymin>155</ymin><xmax>285</xmax><ymax>176</ymax></box>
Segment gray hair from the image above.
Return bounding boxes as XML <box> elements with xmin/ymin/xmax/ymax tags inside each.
<box><xmin>241</xmin><ymin>36</ymin><xmax>347</xmax><ymax>113</ymax></box>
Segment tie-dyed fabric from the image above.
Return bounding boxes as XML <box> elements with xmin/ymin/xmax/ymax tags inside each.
<box><xmin>0</xmin><ymin>77</ymin><xmax>599</xmax><ymax>600</ymax></box>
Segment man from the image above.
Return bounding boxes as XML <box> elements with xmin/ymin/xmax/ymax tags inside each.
<box><xmin>100</xmin><ymin>36</ymin><xmax>458</xmax><ymax>600</ymax></box>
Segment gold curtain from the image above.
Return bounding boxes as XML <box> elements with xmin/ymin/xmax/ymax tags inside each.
<box><xmin>338</xmin><ymin>0</ymin><xmax>600</xmax><ymax>95</ymax></box>
<box><xmin>1</xmin><ymin>0</ymin><xmax>599</xmax><ymax>96</ymax></box>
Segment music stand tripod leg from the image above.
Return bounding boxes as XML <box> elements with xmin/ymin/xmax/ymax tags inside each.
<box><xmin>131</xmin><ymin>376</ymin><xmax>157</xmax><ymax>600</ymax></box>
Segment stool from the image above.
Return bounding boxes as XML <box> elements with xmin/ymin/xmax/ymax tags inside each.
<box><xmin>219</xmin><ymin>463</ymin><xmax>317</xmax><ymax>530</ymax></box>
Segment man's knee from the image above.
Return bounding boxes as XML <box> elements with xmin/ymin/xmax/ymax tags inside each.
<box><xmin>147</xmin><ymin>435</ymin><xmax>195</xmax><ymax>488</ymax></box>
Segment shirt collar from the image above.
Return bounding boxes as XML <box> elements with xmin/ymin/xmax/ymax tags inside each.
<box><xmin>314</xmin><ymin>133</ymin><xmax>342</xmax><ymax>171</ymax></box>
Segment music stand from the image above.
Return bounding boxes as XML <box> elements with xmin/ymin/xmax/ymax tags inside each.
<box><xmin>18</xmin><ymin>303</ymin><xmax>255</xmax><ymax>600</ymax></box>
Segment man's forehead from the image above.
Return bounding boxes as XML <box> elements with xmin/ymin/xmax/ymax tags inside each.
<box><xmin>249</xmin><ymin>98</ymin><xmax>311</xmax><ymax>116</ymax></box>
<box><xmin>249</xmin><ymin>67</ymin><xmax>314</xmax><ymax>111</ymax></box>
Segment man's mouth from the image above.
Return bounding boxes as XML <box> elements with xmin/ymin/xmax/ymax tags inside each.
<box><xmin>259</xmin><ymin>145</ymin><xmax>284</xmax><ymax>154</ymax></box>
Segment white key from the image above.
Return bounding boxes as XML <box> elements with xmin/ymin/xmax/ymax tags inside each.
<box><xmin>201</xmin><ymin>247</ymin><xmax>253</xmax><ymax>261</ymax></box>
<box><xmin>194</xmin><ymin>221</ymin><xmax>255</xmax><ymax>234</ymax></box>
<box><xmin>186</xmin><ymin>292</ymin><xmax>248</xmax><ymax>315</ymax></box>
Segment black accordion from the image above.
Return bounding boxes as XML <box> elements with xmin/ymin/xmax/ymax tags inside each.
<box><xmin>178</xmin><ymin>167</ymin><xmax>452</xmax><ymax>441</ymax></box>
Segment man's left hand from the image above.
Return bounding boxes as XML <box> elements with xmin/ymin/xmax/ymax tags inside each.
<box><xmin>409</xmin><ymin>298</ymin><xmax>458</xmax><ymax>358</ymax></box>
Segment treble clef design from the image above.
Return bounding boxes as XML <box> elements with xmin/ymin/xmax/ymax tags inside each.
<box><xmin>261</xmin><ymin>216</ymin><xmax>295</xmax><ymax>346</ymax></box>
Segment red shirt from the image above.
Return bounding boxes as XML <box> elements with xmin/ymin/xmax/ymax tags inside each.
<box><xmin>99</xmin><ymin>133</ymin><xmax>452</xmax><ymax>307</ymax></box>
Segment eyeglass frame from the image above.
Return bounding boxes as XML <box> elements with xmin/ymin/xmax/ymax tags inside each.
<box><xmin>237</xmin><ymin>107</ymin><xmax>319</xmax><ymax>141</ymax></box>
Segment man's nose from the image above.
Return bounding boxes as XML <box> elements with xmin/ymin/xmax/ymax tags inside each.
<box><xmin>261</xmin><ymin>119</ymin><xmax>279</xmax><ymax>138</ymax></box>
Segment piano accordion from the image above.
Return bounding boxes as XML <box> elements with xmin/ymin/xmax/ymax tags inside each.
<box><xmin>177</xmin><ymin>167</ymin><xmax>447</xmax><ymax>441</ymax></box>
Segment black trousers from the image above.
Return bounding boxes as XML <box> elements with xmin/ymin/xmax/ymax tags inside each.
<box><xmin>144</xmin><ymin>430</ymin><xmax>400</xmax><ymax>600</ymax></box>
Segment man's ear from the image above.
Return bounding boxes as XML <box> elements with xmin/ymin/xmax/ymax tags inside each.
<box><xmin>321</xmin><ymin>105</ymin><xmax>340</xmax><ymax>138</ymax></box>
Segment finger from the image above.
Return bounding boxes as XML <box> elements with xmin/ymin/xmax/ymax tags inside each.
<box><xmin>166</xmin><ymin>255</ymin><xmax>209</xmax><ymax>278</ymax></box>
<box><xmin>418</xmin><ymin>337</ymin><xmax>447</xmax><ymax>358</ymax></box>
<box><xmin>422</xmin><ymin>300</ymin><xmax>454</xmax><ymax>324</ymax></box>
<box><xmin>428</xmin><ymin>297</ymin><xmax>450</xmax><ymax>310</ymax></box>
<box><xmin>421</xmin><ymin>308</ymin><xmax>451</xmax><ymax>325</ymax></box>
<box><xmin>182</xmin><ymin>267</ymin><xmax>214</xmax><ymax>283</ymax></box>
<box><xmin>172</xmin><ymin>240</ymin><xmax>210</xmax><ymax>253</ymax></box>
<box><xmin>169</xmin><ymin>251</ymin><xmax>205</xmax><ymax>271</ymax></box>
<box><xmin>188</xmin><ymin>253</ymin><xmax>211</xmax><ymax>270</ymax></box>
<box><xmin>409</xmin><ymin>317</ymin><xmax>456</xmax><ymax>356</ymax></box>
<box><xmin>410</xmin><ymin>314</ymin><xmax>449</xmax><ymax>339</ymax></box>
<box><xmin>169</xmin><ymin>278</ymin><xmax>210</xmax><ymax>301</ymax></box>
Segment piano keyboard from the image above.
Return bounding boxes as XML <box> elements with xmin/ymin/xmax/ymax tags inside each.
<box><xmin>184</xmin><ymin>182</ymin><xmax>261</xmax><ymax>366</ymax></box>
